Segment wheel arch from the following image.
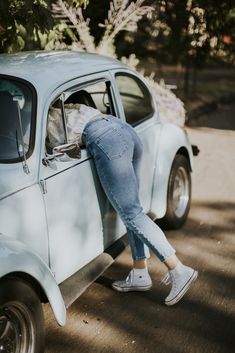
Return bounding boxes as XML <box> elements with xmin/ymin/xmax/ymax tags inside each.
<box><xmin>0</xmin><ymin>271</ymin><xmax>48</xmax><ymax>303</ymax></box>
<box><xmin>176</xmin><ymin>146</ymin><xmax>192</xmax><ymax>172</ymax></box>
<box><xmin>0</xmin><ymin>234</ymin><xmax>66</xmax><ymax>326</ymax></box>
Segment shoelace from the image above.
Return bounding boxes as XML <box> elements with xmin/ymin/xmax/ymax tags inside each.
<box><xmin>161</xmin><ymin>271</ymin><xmax>172</xmax><ymax>285</ymax></box>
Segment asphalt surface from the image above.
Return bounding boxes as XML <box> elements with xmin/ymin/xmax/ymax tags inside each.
<box><xmin>44</xmin><ymin>103</ymin><xmax>235</xmax><ymax>353</ymax></box>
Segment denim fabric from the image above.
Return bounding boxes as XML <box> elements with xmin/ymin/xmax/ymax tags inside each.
<box><xmin>82</xmin><ymin>115</ymin><xmax>175</xmax><ymax>262</ymax></box>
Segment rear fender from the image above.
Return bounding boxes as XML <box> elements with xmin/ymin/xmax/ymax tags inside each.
<box><xmin>151</xmin><ymin>123</ymin><xmax>193</xmax><ymax>218</ymax></box>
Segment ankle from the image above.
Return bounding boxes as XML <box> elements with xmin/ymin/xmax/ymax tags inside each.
<box><xmin>164</xmin><ymin>254</ymin><xmax>179</xmax><ymax>270</ymax></box>
<box><xmin>133</xmin><ymin>259</ymin><xmax>147</xmax><ymax>269</ymax></box>
<box><xmin>133</xmin><ymin>267</ymin><xmax>149</xmax><ymax>277</ymax></box>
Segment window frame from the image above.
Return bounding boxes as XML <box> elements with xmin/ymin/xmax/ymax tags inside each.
<box><xmin>66</xmin><ymin>81</ymin><xmax>115</xmax><ymax>115</ymax></box>
<box><xmin>114</xmin><ymin>72</ymin><xmax>155</xmax><ymax>127</ymax></box>
<box><xmin>45</xmin><ymin>77</ymin><xmax>117</xmax><ymax>154</ymax></box>
<box><xmin>0</xmin><ymin>74</ymin><xmax>37</xmax><ymax>164</ymax></box>
<box><xmin>63</xmin><ymin>79</ymin><xmax>116</xmax><ymax>116</ymax></box>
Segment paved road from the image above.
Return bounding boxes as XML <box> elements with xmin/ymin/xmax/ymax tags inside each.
<box><xmin>44</xmin><ymin>104</ymin><xmax>235</xmax><ymax>353</ymax></box>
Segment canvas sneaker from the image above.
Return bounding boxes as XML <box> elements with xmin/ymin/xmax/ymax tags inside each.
<box><xmin>161</xmin><ymin>262</ymin><xmax>198</xmax><ymax>306</ymax></box>
<box><xmin>112</xmin><ymin>268</ymin><xmax>152</xmax><ymax>292</ymax></box>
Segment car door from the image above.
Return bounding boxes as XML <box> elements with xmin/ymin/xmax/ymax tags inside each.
<box><xmin>40</xmin><ymin>75</ymin><xmax>117</xmax><ymax>284</ymax></box>
<box><xmin>111</xmin><ymin>70</ymin><xmax>162</xmax><ymax>212</ymax></box>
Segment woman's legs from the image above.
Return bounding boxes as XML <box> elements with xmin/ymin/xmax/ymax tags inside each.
<box><xmin>87</xmin><ymin>128</ymin><xmax>176</xmax><ymax>262</ymax></box>
<box><xmin>126</xmin><ymin>125</ymin><xmax>151</xmax><ymax>264</ymax></box>
<box><xmin>83</xmin><ymin>117</ymin><xmax>197</xmax><ymax>304</ymax></box>
<box><xmin>133</xmin><ymin>259</ymin><xmax>147</xmax><ymax>269</ymax></box>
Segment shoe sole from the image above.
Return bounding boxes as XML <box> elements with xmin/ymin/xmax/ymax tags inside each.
<box><xmin>165</xmin><ymin>270</ymin><xmax>198</xmax><ymax>306</ymax></box>
<box><xmin>112</xmin><ymin>283</ymin><xmax>152</xmax><ymax>293</ymax></box>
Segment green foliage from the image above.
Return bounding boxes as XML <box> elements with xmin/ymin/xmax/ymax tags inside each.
<box><xmin>47</xmin><ymin>0</ymin><xmax>187</xmax><ymax>125</ymax></box>
<box><xmin>66</xmin><ymin>0</ymin><xmax>89</xmax><ymax>7</ymax></box>
<box><xmin>1</xmin><ymin>0</ymin><xmax>234</xmax><ymax>69</ymax></box>
<box><xmin>0</xmin><ymin>0</ymin><xmax>53</xmax><ymax>52</ymax></box>
<box><xmin>201</xmin><ymin>0</ymin><xmax>235</xmax><ymax>64</ymax></box>
<box><xmin>116</xmin><ymin>0</ymin><xmax>235</xmax><ymax>67</ymax></box>
<box><xmin>0</xmin><ymin>0</ymin><xmax>89</xmax><ymax>53</ymax></box>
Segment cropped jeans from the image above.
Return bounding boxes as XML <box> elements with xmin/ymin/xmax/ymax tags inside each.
<box><xmin>82</xmin><ymin>115</ymin><xmax>175</xmax><ymax>262</ymax></box>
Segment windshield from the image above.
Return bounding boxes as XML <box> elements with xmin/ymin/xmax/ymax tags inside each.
<box><xmin>0</xmin><ymin>77</ymin><xmax>34</xmax><ymax>163</ymax></box>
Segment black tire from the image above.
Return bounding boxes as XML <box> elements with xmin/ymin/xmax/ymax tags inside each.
<box><xmin>158</xmin><ymin>154</ymin><xmax>191</xmax><ymax>230</ymax></box>
<box><xmin>0</xmin><ymin>277</ymin><xmax>45</xmax><ymax>353</ymax></box>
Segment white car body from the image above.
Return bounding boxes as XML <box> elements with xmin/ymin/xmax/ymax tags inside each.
<box><xmin>0</xmin><ymin>51</ymin><xmax>193</xmax><ymax>330</ymax></box>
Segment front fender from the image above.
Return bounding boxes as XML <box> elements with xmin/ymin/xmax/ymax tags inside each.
<box><xmin>0</xmin><ymin>234</ymin><xmax>66</xmax><ymax>326</ymax></box>
<box><xmin>151</xmin><ymin>123</ymin><xmax>193</xmax><ymax>218</ymax></box>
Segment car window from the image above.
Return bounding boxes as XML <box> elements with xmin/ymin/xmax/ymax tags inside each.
<box><xmin>85</xmin><ymin>81</ymin><xmax>112</xmax><ymax>114</ymax></box>
<box><xmin>115</xmin><ymin>73</ymin><xmax>154</xmax><ymax>126</ymax></box>
<box><xmin>0</xmin><ymin>77</ymin><xmax>34</xmax><ymax>163</ymax></box>
<box><xmin>46</xmin><ymin>80</ymin><xmax>115</xmax><ymax>153</ymax></box>
<box><xmin>46</xmin><ymin>99</ymin><xmax>66</xmax><ymax>153</ymax></box>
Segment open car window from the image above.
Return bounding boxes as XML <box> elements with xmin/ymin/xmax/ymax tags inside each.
<box><xmin>46</xmin><ymin>80</ymin><xmax>115</xmax><ymax>153</ymax></box>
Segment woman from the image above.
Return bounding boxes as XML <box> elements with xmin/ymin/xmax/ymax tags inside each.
<box><xmin>48</xmin><ymin>103</ymin><xmax>198</xmax><ymax>306</ymax></box>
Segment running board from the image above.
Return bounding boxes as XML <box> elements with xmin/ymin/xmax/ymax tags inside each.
<box><xmin>59</xmin><ymin>235</ymin><xmax>128</xmax><ymax>308</ymax></box>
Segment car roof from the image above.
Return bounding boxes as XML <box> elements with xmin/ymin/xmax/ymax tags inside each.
<box><xmin>0</xmin><ymin>51</ymin><xmax>127</xmax><ymax>95</ymax></box>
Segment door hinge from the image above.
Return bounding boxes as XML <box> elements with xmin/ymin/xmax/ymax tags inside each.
<box><xmin>40</xmin><ymin>179</ymin><xmax>47</xmax><ymax>194</ymax></box>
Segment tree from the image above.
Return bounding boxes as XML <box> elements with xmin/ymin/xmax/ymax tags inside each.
<box><xmin>126</xmin><ymin>0</ymin><xmax>235</xmax><ymax>67</ymax></box>
<box><xmin>0</xmin><ymin>0</ymin><xmax>89</xmax><ymax>53</ymax></box>
<box><xmin>45</xmin><ymin>0</ymin><xmax>186</xmax><ymax>126</ymax></box>
<box><xmin>47</xmin><ymin>0</ymin><xmax>153</xmax><ymax>57</ymax></box>
<box><xmin>197</xmin><ymin>0</ymin><xmax>235</xmax><ymax>65</ymax></box>
<box><xmin>139</xmin><ymin>0</ymin><xmax>235</xmax><ymax>95</ymax></box>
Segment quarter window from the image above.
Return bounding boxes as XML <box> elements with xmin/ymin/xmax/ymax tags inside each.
<box><xmin>115</xmin><ymin>74</ymin><xmax>154</xmax><ymax>126</ymax></box>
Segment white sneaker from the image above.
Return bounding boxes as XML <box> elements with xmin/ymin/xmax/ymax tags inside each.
<box><xmin>161</xmin><ymin>262</ymin><xmax>198</xmax><ymax>306</ymax></box>
<box><xmin>112</xmin><ymin>268</ymin><xmax>152</xmax><ymax>292</ymax></box>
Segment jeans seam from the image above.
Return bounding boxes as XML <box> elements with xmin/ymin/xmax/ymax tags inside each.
<box><xmin>133</xmin><ymin>255</ymin><xmax>147</xmax><ymax>260</ymax></box>
<box><xmin>127</xmin><ymin>216</ymin><xmax>167</xmax><ymax>262</ymax></box>
<box><xmin>86</xmin><ymin>119</ymin><xmax>175</xmax><ymax>263</ymax></box>
<box><xmin>98</xmin><ymin>165</ymin><xmax>173</xmax><ymax>262</ymax></box>
<box><xmin>128</xmin><ymin>233</ymin><xmax>140</xmax><ymax>260</ymax></box>
<box><xmin>97</xmin><ymin>165</ymin><xmax>127</xmax><ymax>220</ymax></box>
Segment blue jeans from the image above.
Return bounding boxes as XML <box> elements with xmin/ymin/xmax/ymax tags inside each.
<box><xmin>82</xmin><ymin>115</ymin><xmax>175</xmax><ymax>262</ymax></box>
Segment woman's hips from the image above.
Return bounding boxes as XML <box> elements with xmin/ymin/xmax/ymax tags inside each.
<box><xmin>82</xmin><ymin>115</ymin><xmax>126</xmax><ymax>146</ymax></box>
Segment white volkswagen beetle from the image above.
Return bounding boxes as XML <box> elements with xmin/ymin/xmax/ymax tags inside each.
<box><xmin>0</xmin><ymin>51</ymin><xmax>195</xmax><ymax>352</ymax></box>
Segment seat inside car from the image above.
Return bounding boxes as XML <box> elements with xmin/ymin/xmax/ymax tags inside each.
<box><xmin>65</xmin><ymin>90</ymin><xmax>97</xmax><ymax>108</ymax></box>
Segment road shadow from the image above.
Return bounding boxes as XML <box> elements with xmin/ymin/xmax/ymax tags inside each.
<box><xmin>45</xmin><ymin>197</ymin><xmax>235</xmax><ymax>353</ymax></box>
<box><xmin>187</xmin><ymin>102</ymin><xmax>235</xmax><ymax>131</ymax></box>
<box><xmin>45</xmin><ymin>260</ymin><xmax>235</xmax><ymax>353</ymax></box>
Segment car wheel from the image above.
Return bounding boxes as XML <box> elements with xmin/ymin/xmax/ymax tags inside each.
<box><xmin>158</xmin><ymin>154</ymin><xmax>191</xmax><ymax>229</ymax></box>
<box><xmin>0</xmin><ymin>277</ymin><xmax>45</xmax><ymax>353</ymax></box>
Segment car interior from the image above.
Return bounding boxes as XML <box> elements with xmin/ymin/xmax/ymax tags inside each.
<box><xmin>46</xmin><ymin>82</ymin><xmax>115</xmax><ymax>154</ymax></box>
<box><xmin>65</xmin><ymin>89</ymin><xmax>97</xmax><ymax>108</ymax></box>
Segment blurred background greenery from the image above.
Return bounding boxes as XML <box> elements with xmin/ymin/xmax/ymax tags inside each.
<box><xmin>1</xmin><ymin>0</ymin><xmax>234</xmax><ymax>109</ymax></box>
